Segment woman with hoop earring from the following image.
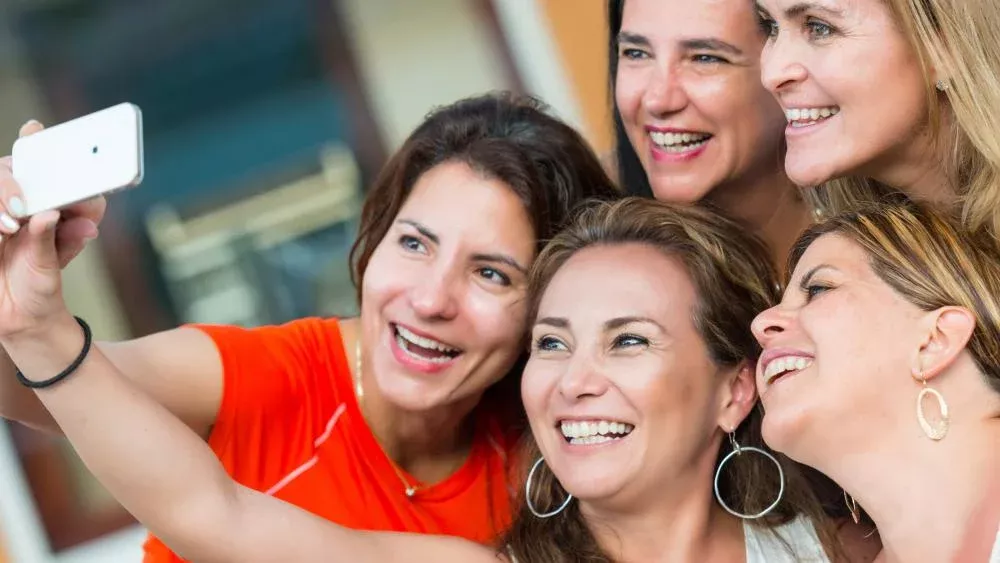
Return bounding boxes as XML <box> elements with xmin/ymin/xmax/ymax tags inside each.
<box><xmin>0</xmin><ymin>199</ymin><xmax>875</xmax><ymax>561</ymax></box>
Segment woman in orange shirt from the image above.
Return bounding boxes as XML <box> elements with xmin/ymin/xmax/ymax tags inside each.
<box><xmin>0</xmin><ymin>92</ymin><xmax>620</xmax><ymax>559</ymax></box>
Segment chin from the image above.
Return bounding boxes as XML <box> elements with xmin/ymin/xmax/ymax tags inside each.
<box><xmin>649</xmin><ymin>178</ymin><xmax>715</xmax><ymax>204</ymax></box>
<box><xmin>784</xmin><ymin>150</ymin><xmax>849</xmax><ymax>188</ymax></box>
<box><xmin>760</xmin><ymin>408</ymin><xmax>814</xmax><ymax>464</ymax></box>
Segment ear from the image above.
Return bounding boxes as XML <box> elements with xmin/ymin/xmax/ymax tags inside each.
<box><xmin>717</xmin><ymin>360</ymin><xmax>758</xmax><ymax>431</ymax></box>
<box><xmin>914</xmin><ymin>306</ymin><xmax>975</xmax><ymax>383</ymax></box>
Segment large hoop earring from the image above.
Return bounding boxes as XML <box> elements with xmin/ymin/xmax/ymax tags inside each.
<box><xmin>525</xmin><ymin>457</ymin><xmax>573</xmax><ymax>518</ymax></box>
<box><xmin>713</xmin><ymin>432</ymin><xmax>785</xmax><ymax>519</ymax></box>
<box><xmin>916</xmin><ymin>375</ymin><xmax>949</xmax><ymax>441</ymax></box>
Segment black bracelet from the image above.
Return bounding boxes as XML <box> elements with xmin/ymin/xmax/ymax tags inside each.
<box><xmin>15</xmin><ymin>316</ymin><xmax>93</xmax><ymax>389</ymax></box>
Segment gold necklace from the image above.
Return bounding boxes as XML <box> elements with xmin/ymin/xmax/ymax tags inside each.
<box><xmin>354</xmin><ymin>339</ymin><xmax>420</xmax><ymax>498</ymax></box>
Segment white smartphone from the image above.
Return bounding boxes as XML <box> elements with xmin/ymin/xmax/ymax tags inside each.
<box><xmin>12</xmin><ymin>102</ymin><xmax>144</xmax><ymax>216</ymax></box>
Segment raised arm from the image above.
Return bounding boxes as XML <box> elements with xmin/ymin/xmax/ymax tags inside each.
<box><xmin>0</xmin><ymin>212</ymin><xmax>500</xmax><ymax>563</ymax></box>
<box><xmin>0</xmin><ymin>124</ymin><xmax>223</xmax><ymax>438</ymax></box>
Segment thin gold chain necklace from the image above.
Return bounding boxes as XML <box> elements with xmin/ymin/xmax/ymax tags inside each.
<box><xmin>354</xmin><ymin>340</ymin><xmax>421</xmax><ymax>498</ymax></box>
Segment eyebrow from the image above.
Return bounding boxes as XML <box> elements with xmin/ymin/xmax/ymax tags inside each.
<box><xmin>472</xmin><ymin>253</ymin><xmax>528</xmax><ymax>275</ymax></box>
<box><xmin>398</xmin><ymin>219</ymin><xmax>438</xmax><ymax>244</ymax></box>
<box><xmin>533</xmin><ymin>316</ymin><xmax>665</xmax><ymax>331</ymax></box>
<box><xmin>800</xmin><ymin>264</ymin><xmax>838</xmax><ymax>286</ymax></box>
<box><xmin>783</xmin><ymin>1</ymin><xmax>844</xmax><ymax>18</ymax></box>
<box><xmin>397</xmin><ymin>219</ymin><xmax>528</xmax><ymax>275</ymax></box>
<box><xmin>618</xmin><ymin>31</ymin><xmax>743</xmax><ymax>56</ymax></box>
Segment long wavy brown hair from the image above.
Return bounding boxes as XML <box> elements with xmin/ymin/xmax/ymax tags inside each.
<box><xmin>502</xmin><ymin>197</ymin><xmax>847</xmax><ymax>562</ymax></box>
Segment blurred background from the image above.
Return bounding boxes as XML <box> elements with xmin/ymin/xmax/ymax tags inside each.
<box><xmin>0</xmin><ymin>0</ymin><xmax>611</xmax><ymax>561</ymax></box>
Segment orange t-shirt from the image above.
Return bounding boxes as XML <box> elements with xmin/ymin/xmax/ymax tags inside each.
<box><xmin>142</xmin><ymin>318</ymin><xmax>519</xmax><ymax>562</ymax></box>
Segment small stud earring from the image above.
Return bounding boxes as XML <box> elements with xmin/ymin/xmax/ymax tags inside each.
<box><xmin>935</xmin><ymin>79</ymin><xmax>950</xmax><ymax>92</ymax></box>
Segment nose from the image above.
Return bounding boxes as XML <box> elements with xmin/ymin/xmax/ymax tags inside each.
<box><xmin>643</xmin><ymin>63</ymin><xmax>689</xmax><ymax>117</ymax></box>
<box><xmin>751</xmin><ymin>304</ymin><xmax>791</xmax><ymax>347</ymax></box>
<box><xmin>760</xmin><ymin>34</ymin><xmax>809</xmax><ymax>95</ymax></box>
<box><xmin>557</xmin><ymin>354</ymin><xmax>609</xmax><ymax>401</ymax></box>
<box><xmin>408</xmin><ymin>267</ymin><xmax>460</xmax><ymax>321</ymax></box>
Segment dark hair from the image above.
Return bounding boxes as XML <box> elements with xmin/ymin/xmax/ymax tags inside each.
<box><xmin>503</xmin><ymin>198</ymin><xmax>846</xmax><ymax>562</ymax></box>
<box><xmin>349</xmin><ymin>91</ymin><xmax>621</xmax><ymax>423</ymax></box>
<box><xmin>607</xmin><ymin>0</ymin><xmax>654</xmax><ymax>198</ymax></box>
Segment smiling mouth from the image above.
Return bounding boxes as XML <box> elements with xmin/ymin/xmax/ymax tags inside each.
<box><xmin>784</xmin><ymin>107</ymin><xmax>839</xmax><ymax>128</ymax></box>
<box><xmin>392</xmin><ymin>324</ymin><xmax>462</xmax><ymax>363</ymax></box>
<box><xmin>764</xmin><ymin>355</ymin><xmax>813</xmax><ymax>386</ymax></box>
<box><xmin>559</xmin><ymin>420</ymin><xmax>634</xmax><ymax>445</ymax></box>
<box><xmin>648</xmin><ymin>130</ymin><xmax>712</xmax><ymax>153</ymax></box>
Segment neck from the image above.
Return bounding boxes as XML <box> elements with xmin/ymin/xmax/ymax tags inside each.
<box><xmin>826</xmin><ymin>419</ymin><xmax>1000</xmax><ymax>562</ymax></box>
<box><xmin>868</xmin><ymin>119</ymin><xmax>956</xmax><ymax>205</ymax></box>
<box><xmin>706</xmin><ymin>165</ymin><xmax>812</xmax><ymax>267</ymax></box>
<box><xmin>342</xmin><ymin>318</ymin><xmax>478</xmax><ymax>484</ymax></box>
<box><xmin>581</xmin><ymin>450</ymin><xmax>744</xmax><ymax>562</ymax></box>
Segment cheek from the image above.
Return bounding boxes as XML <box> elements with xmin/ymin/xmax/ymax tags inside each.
<box><xmin>615</xmin><ymin>68</ymin><xmax>647</xmax><ymax>125</ymax></box>
<box><xmin>360</xmin><ymin>247</ymin><xmax>406</xmax><ymax>306</ymax></box>
<box><xmin>520</xmin><ymin>360</ymin><xmax>556</xmax><ymax>430</ymax></box>
<box><xmin>463</xmin><ymin>291</ymin><xmax>528</xmax><ymax>347</ymax></box>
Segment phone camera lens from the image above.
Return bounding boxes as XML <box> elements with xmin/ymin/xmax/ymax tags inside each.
<box><xmin>92</xmin><ymin>146</ymin><xmax>99</xmax><ymax>154</ymax></box>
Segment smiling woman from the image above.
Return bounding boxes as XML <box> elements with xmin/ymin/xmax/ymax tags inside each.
<box><xmin>752</xmin><ymin>201</ymin><xmax>1000</xmax><ymax>561</ymax></box>
<box><xmin>608</xmin><ymin>0</ymin><xmax>812</xmax><ymax>264</ymax></box>
<box><xmin>0</xmin><ymin>91</ymin><xmax>621</xmax><ymax>561</ymax></box>
<box><xmin>755</xmin><ymin>0</ymin><xmax>1000</xmax><ymax>237</ymax></box>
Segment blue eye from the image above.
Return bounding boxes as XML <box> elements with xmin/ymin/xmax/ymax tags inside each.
<box><xmin>535</xmin><ymin>335</ymin><xmax>567</xmax><ymax>352</ymax></box>
<box><xmin>613</xmin><ymin>333</ymin><xmax>649</xmax><ymax>348</ymax></box>
<box><xmin>757</xmin><ymin>14</ymin><xmax>778</xmax><ymax>38</ymax></box>
<box><xmin>804</xmin><ymin>284</ymin><xmax>831</xmax><ymax>301</ymax></box>
<box><xmin>399</xmin><ymin>235</ymin><xmax>426</xmax><ymax>253</ymax></box>
<box><xmin>620</xmin><ymin>47</ymin><xmax>648</xmax><ymax>61</ymax></box>
<box><xmin>806</xmin><ymin>19</ymin><xmax>833</xmax><ymax>39</ymax></box>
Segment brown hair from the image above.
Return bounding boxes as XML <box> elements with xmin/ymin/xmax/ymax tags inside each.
<box><xmin>503</xmin><ymin>197</ymin><xmax>844</xmax><ymax>562</ymax></box>
<box><xmin>790</xmin><ymin>201</ymin><xmax>1000</xmax><ymax>395</ymax></box>
<box><xmin>349</xmin><ymin>91</ymin><xmax>621</xmax><ymax>423</ymax></box>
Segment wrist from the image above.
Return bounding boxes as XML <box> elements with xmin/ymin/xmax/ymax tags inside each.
<box><xmin>1</xmin><ymin>313</ymin><xmax>86</xmax><ymax>385</ymax></box>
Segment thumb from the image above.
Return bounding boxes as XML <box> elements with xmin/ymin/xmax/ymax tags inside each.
<box><xmin>25</xmin><ymin>210</ymin><xmax>61</xmax><ymax>270</ymax></box>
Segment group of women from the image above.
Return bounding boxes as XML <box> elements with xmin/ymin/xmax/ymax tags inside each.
<box><xmin>0</xmin><ymin>0</ymin><xmax>996</xmax><ymax>560</ymax></box>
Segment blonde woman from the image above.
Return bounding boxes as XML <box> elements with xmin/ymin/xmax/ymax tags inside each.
<box><xmin>0</xmin><ymin>199</ymin><xmax>873</xmax><ymax>562</ymax></box>
<box><xmin>753</xmin><ymin>202</ymin><xmax>1000</xmax><ymax>562</ymax></box>
<box><xmin>756</xmin><ymin>0</ymin><xmax>1000</xmax><ymax>235</ymax></box>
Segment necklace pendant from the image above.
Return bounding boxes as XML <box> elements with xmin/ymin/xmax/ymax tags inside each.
<box><xmin>405</xmin><ymin>487</ymin><xmax>416</xmax><ymax>498</ymax></box>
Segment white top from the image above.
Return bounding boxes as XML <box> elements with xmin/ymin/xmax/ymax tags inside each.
<box><xmin>744</xmin><ymin>515</ymin><xmax>829</xmax><ymax>562</ymax></box>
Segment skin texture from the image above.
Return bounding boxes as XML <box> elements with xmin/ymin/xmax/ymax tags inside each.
<box><xmin>756</xmin><ymin>0</ymin><xmax>948</xmax><ymax>198</ymax></box>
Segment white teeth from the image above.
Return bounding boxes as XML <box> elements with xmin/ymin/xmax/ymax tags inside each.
<box><xmin>784</xmin><ymin>107</ymin><xmax>839</xmax><ymax>125</ymax></box>
<box><xmin>649</xmin><ymin>131</ymin><xmax>712</xmax><ymax>151</ymax></box>
<box><xmin>559</xmin><ymin>420</ymin><xmax>634</xmax><ymax>441</ymax></box>
<box><xmin>763</xmin><ymin>355</ymin><xmax>813</xmax><ymax>382</ymax></box>
<box><xmin>395</xmin><ymin>325</ymin><xmax>460</xmax><ymax>354</ymax></box>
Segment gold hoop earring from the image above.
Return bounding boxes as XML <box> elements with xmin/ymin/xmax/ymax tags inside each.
<box><xmin>843</xmin><ymin>490</ymin><xmax>860</xmax><ymax>524</ymax></box>
<box><xmin>916</xmin><ymin>374</ymin><xmax>950</xmax><ymax>441</ymax></box>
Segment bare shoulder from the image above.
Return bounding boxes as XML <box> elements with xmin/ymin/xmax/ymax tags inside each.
<box><xmin>833</xmin><ymin>518</ymin><xmax>882</xmax><ymax>563</ymax></box>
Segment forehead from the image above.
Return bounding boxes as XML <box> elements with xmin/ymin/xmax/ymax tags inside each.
<box><xmin>621</xmin><ymin>0</ymin><xmax>759</xmax><ymax>43</ymax></box>
<box><xmin>792</xmin><ymin>233</ymin><xmax>871</xmax><ymax>278</ymax></box>
<box><xmin>399</xmin><ymin>161</ymin><xmax>535</xmax><ymax>255</ymax></box>
<box><xmin>537</xmin><ymin>243</ymin><xmax>698</xmax><ymax>328</ymax></box>
<box><xmin>758</xmin><ymin>0</ymin><xmax>890</xmax><ymax>22</ymax></box>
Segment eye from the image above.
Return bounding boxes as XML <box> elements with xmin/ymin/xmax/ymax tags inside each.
<box><xmin>619</xmin><ymin>47</ymin><xmax>649</xmax><ymax>61</ymax></box>
<box><xmin>757</xmin><ymin>13</ymin><xmax>778</xmax><ymax>38</ymax></box>
<box><xmin>477</xmin><ymin>267</ymin><xmax>511</xmax><ymax>287</ymax></box>
<box><xmin>534</xmin><ymin>335</ymin><xmax>567</xmax><ymax>352</ymax></box>
<box><xmin>399</xmin><ymin>235</ymin><xmax>427</xmax><ymax>254</ymax></box>
<box><xmin>612</xmin><ymin>332</ymin><xmax>649</xmax><ymax>349</ymax></box>
<box><xmin>804</xmin><ymin>284</ymin><xmax>831</xmax><ymax>301</ymax></box>
<box><xmin>692</xmin><ymin>54</ymin><xmax>727</xmax><ymax>64</ymax></box>
<box><xmin>805</xmin><ymin>18</ymin><xmax>833</xmax><ymax>39</ymax></box>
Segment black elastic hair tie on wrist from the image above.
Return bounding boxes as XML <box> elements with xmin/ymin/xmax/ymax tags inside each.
<box><xmin>15</xmin><ymin>316</ymin><xmax>93</xmax><ymax>389</ymax></box>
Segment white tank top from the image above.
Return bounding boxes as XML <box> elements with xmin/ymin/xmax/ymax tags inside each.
<box><xmin>743</xmin><ymin>515</ymin><xmax>829</xmax><ymax>562</ymax></box>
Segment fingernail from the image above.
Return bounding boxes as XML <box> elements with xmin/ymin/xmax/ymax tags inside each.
<box><xmin>8</xmin><ymin>197</ymin><xmax>24</xmax><ymax>218</ymax></box>
<box><xmin>0</xmin><ymin>214</ymin><xmax>19</xmax><ymax>231</ymax></box>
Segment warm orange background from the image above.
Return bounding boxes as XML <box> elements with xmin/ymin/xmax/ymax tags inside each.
<box><xmin>537</xmin><ymin>0</ymin><xmax>613</xmax><ymax>153</ymax></box>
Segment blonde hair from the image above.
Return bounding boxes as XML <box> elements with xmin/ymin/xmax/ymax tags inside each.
<box><xmin>503</xmin><ymin>197</ymin><xmax>848</xmax><ymax>563</ymax></box>
<box><xmin>803</xmin><ymin>0</ymin><xmax>1000</xmax><ymax>237</ymax></box>
<box><xmin>790</xmin><ymin>201</ymin><xmax>1000</xmax><ymax>395</ymax></box>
